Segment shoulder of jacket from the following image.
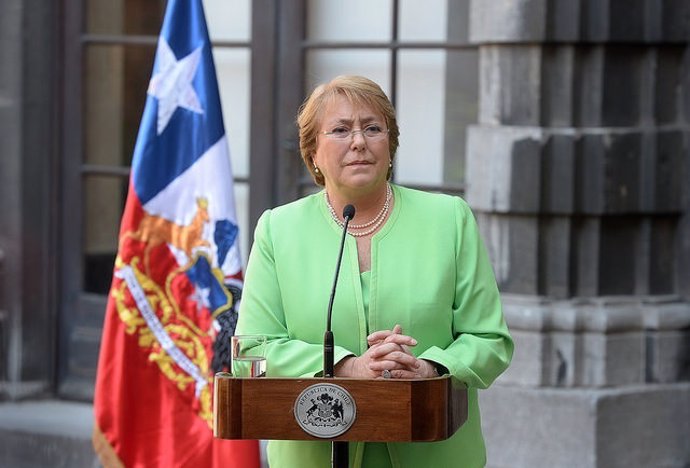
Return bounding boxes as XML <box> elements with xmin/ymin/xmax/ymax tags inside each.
<box><xmin>260</xmin><ymin>192</ymin><xmax>322</xmax><ymax>226</ymax></box>
<box><xmin>396</xmin><ymin>185</ymin><xmax>468</xmax><ymax>213</ymax></box>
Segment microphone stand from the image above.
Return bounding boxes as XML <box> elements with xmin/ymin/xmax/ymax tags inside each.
<box><xmin>324</xmin><ymin>205</ymin><xmax>354</xmax><ymax>468</ymax></box>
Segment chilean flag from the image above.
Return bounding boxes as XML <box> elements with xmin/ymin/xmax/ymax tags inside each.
<box><xmin>92</xmin><ymin>0</ymin><xmax>260</xmax><ymax>466</ymax></box>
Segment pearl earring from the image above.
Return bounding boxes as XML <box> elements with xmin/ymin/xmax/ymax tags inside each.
<box><xmin>314</xmin><ymin>166</ymin><xmax>320</xmax><ymax>174</ymax></box>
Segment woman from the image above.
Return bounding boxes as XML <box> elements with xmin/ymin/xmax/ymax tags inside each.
<box><xmin>235</xmin><ymin>75</ymin><xmax>513</xmax><ymax>467</ymax></box>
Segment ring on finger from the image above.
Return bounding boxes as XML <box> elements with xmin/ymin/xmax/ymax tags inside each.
<box><xmin>382</xmin><ymin>369</ymin><xmax>392</xmax><ymax>379</ymax></box>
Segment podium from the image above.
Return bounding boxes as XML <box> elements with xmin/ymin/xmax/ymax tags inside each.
<box><xmin>213</xmin><ymin>374</ymin><xmax>468</xmax><ymax>443</ymax></box>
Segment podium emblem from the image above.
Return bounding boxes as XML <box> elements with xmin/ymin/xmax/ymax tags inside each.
<box><xmin>294</xmin><ymin>383</ymin><xmax>356</xmax><ymax>438</ymax></box>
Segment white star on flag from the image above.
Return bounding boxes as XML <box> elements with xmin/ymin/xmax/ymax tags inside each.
<box><xmin>190</xmin><ymin>285</ymin><xmax>211</xmax><ymax>313</ymax></box>
<box><xmin>147</xmin><ymin>38</ymin><xmax>204</xmax><ymax>135</ymax></box>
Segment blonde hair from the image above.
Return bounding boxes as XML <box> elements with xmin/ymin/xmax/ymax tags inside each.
<box><xmin>296</xmin><ymin>75</ymin><xmax>400</xmax><ymax>186</ymax></box>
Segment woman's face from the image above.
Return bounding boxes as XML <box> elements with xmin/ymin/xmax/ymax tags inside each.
<box><xmin>312</xmin><ymin>95</ymin><xmax>390</xmax><ymax>200</ymax></box>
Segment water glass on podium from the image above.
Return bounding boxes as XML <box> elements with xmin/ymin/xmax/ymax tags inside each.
<box><xmin>231</xmin><ymin>335</ymin><xmax>267</xmax><ymax>377</ymax></box>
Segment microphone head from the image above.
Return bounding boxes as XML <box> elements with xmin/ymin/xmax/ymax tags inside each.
<box><xmin>343</xmin><ymin>204</ymin><xmax>356</xmax><ymax>221</ymax></box>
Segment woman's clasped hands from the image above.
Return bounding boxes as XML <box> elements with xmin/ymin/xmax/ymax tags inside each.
<box><xmin>335</xmin><ymin>324</ymin><xmax>439</xmax><ymax>379</ymax></box>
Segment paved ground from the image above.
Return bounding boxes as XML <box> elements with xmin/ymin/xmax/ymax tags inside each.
<box><xmin>0</xmin><ymin>400</ymin><xmax>99</xmax><ymax>468</ymax></box>
<box><xmin>0</xmin><ymin>400</ymin><xmax>269</xmax><ymax>468</ymax></box>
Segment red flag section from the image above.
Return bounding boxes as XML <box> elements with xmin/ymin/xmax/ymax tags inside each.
<box><xmin>92</xmin><ymin>0</ymin><xmax>260</xmax><ymax>466</ymax></box>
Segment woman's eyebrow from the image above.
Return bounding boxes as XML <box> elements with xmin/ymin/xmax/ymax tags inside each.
<box><xmin>330</xmin><ymin>115</ymin><xmax>380</xmax><ymax>125</ymax></box>
<box><xmin>359</xmin><ymin>115</ymin><xmax>379</xmax><ymax>124</ymax></box>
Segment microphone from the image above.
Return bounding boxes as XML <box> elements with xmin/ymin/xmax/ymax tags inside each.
<box><xmin>323</xmin><ymin>204</ymin><xmax>355</xmax><ymax>378</ymax></box>
<box><xmin>324</xmin><ymin>204</ymin><xmax>354</xmax><ymax>468</ymax></box>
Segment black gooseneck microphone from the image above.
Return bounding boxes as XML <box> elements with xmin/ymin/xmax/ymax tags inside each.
<box><xmin>323</xmin><ymin>204</ymin><xmax>355</xmax><ymax>378</ymax></box>
<box><xmin>323</xmin><ymin>204</ymin><xmax>354</xmax><ymax>468</ymax></box>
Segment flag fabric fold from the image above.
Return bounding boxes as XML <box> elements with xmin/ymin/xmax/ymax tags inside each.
<box><xmin>92</xmin><ymin>1</ymin><xmax>260</xmax><ymax>466</ymax></box>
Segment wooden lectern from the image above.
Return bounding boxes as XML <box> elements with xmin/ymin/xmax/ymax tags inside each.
<box><xmin>213</xmin><ymin>374</ymin><xmax>468</xmax><ymax>443</ymax></box>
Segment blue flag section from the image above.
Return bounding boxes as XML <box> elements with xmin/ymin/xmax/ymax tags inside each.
<box><xmin>92</xmin><ymin>0</ymin><xmax>260</xmax><ymax>466</ymax></box>
<box><xmin>133</xmin><ymin>0</ymin><xmax>225</xmax><ymax>204</ymax></box>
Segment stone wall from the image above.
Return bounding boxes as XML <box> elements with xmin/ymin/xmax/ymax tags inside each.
<box><xmin>467</xmin><ymin>1</ymin><xmax>690</xmax><ymax>466</ymax></box>
<box><xmin>0</xmin><ymin>0</ymin><xmax>58</xmax><ymax>400</ymax></box>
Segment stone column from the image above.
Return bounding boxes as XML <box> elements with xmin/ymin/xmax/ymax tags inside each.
<box><xmin>466</xmin><ymin>1</ymin><xmax>690</xmax><ymax>466</ymax></box>
<box><xmin>0</xmin><ymin>0</ymin><xmax>58</xmax><ymax>399</ymax></box>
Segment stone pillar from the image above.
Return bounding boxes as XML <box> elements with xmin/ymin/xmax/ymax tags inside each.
<box><xmin>0</xmin><ymin>0</ymin><xmax>58</xmax><ymax>399</ymax></box>
<box><xmin>466</xmin><ymin>1</ymin><xmax>690</xmax><ymax>466</ymax></box>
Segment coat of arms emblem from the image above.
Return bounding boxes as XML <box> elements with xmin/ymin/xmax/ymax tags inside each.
<box><xmin>294</xmin><ymin>383</ymin><xmax>356</xmax><ymax>438</ymax></box>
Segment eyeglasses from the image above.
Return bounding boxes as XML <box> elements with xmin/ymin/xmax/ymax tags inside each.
<box><xmin>321</xmin><ymin>124</ymin><xmax>389</xmax><ymax>141</ymax></box>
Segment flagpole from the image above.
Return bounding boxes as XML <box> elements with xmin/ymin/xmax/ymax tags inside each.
<box><xmin>332</xmin><ymin>441</ymin><xmax>348</xmax><ymax>468</ymax></box>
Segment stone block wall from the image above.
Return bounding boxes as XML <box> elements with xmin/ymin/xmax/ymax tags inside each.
<box><xmin>467</xmin><ymin>1</ymin><xmax>690</xmax><ymax>466</ymax></box>
<box><xmin>481</xmin><ymin>383</ymin><xmax>690</xmax><ymax>468</ymax></box>
<box><xmin>500</xmin><ymin>296</ymin><xmax>690</xmax><ymax>388</ymax></box>
<box><xmin>467</xmin><ymin>37</ymin><xmax>689</xmax><ymax>296</ymax></box>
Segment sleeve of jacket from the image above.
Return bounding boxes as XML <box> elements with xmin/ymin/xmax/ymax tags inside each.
<box><xmin>418</xmin><ymin>198</ymin><xmax>514</xmax><ymax>388</ymax></box>
<box><xmin>235</xmin><ymin>210</ymin><xmax>354</xmax><ymax>377</ymax></box>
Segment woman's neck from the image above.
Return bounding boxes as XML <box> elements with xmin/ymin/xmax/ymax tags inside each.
<box><xmin>326</xmin><ymin>183</ymin><xmax>391</xmax><ymax>226</ymax></box>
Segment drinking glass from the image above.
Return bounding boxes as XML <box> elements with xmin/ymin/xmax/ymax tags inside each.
<box><xmin>231</xmin><ymin>335</ymin><xmax>267</xmax><ymax>377</ymax></box>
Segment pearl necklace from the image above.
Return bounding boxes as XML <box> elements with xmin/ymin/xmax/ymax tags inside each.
<box><xmin>326</xmin><ymin>184</ymin><xmax>392</xmax><ymax>237</ymax></box>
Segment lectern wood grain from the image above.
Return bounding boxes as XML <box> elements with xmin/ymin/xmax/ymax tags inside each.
<box><xmin>213</xmin><ymin>375</ymin><xmax>467</xmax><ymax>442</ymax></box>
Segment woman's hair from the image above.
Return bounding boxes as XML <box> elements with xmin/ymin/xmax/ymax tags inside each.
<box><xmin>296</xmin><ymin>75</ymin><xmax>400</xmax><ymax>186</ymax></box>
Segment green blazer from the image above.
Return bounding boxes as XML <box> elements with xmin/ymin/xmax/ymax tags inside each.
<box><xmin>236</xmin><ymin>184</ymin><xmax>513</xmax><ymax>468</ymax></box>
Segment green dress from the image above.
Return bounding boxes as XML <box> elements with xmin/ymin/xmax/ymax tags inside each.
<box><xmin>236</xmin><ymin>184</ymin><xmax>513</xmax><ymax>468</ymax></box>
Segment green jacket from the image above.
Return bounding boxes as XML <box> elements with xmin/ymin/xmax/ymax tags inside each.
<box><xmin>236</xmin><ymin>185</ymin><xmax>513</xmax><ymax>468</ymax></box>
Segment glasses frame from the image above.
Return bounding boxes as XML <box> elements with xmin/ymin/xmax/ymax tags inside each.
<box><xmin>321</xmin><ymin>126</ymin><xmax>390</xmax><ymax>141</ymax></box>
